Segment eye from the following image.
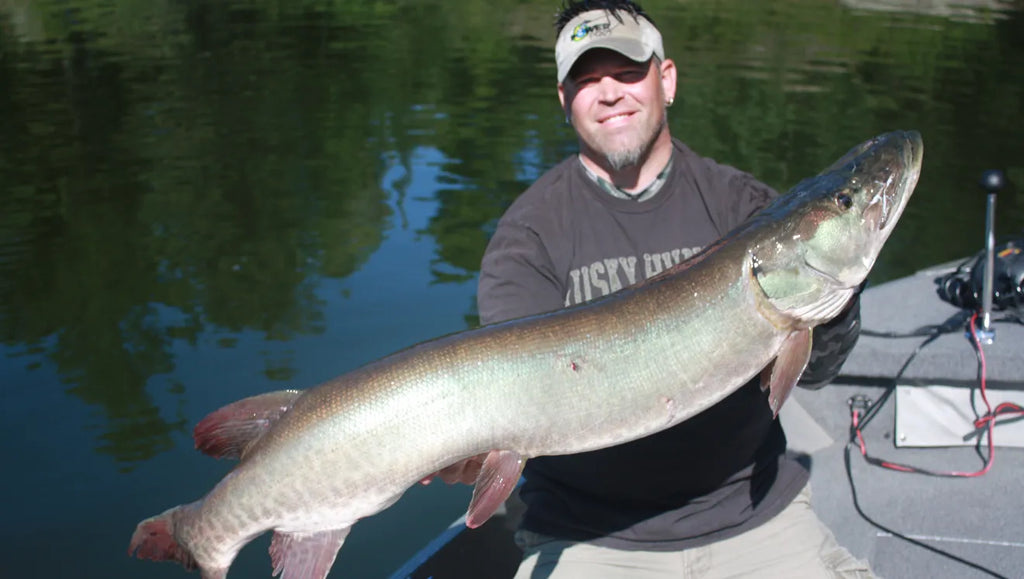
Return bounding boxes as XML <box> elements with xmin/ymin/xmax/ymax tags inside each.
<box><xmin>835</xmin><ymin>192</ymin><xmax>853</xmax><ymax>210</ymax></box>
<box><xmin>615</xmin><ymin>68</ymin><xmax>647</xmax><ymax>84</ymax></box>
<box><xmin>573</xmin><ymin>75</ymin><xmax>598</xmax><ymax>87</ymax></box>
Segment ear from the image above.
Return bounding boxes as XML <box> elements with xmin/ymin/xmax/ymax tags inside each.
<box><xmin>660</xmin><ymin>58</ymin><xmax>677</xmax><ymax>104</ymax></box>
<box><xmin>558</xmin><ymin>82</ymin><xmax>569</xmax><ymax>115</ymax></box>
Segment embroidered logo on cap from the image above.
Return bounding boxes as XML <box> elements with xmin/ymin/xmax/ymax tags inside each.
<box><xmin>570</xmin><ymin>20</ymin><xmax>611</xmax><ymax>42</ymax></box>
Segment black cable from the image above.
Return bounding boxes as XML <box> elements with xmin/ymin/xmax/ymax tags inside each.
<box><xmin>856</xmin><ymin>310</ymin><xmax>1019</xmax><ymax>429</ymax></box>
<box><xmin>843</xmin><ymin>445</ymin><xmax>1009</xmax><ymax>579</ymax></box>
<box><xmin>859</xmin><ymin>309</ymin><xmax>970</xmax><ymax>339</ymax></box>
<box><xmin>856</xmin><ymin>326</ymin><xmax>947</xmax><ymax>431</ymax></box>
<box><xmin>843</xmin><ymin>310</ymin><xmax>1012</xmax><ymax>578</ymax></box>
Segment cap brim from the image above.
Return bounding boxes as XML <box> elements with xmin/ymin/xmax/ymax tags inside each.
<box><xmin>559</xmin><ymin>39</ymin><xmax>653</xmax><ymax>82</ymax></box>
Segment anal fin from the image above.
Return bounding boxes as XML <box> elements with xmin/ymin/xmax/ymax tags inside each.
<box><xmin>465</xmin><ymin>450</ymin><xmax>525</xmax><ymax>529</ymax></box>
<box><xmin>194</xmin><ymin>389</ymin><xmax>303</xmax><ymax>460</ymax></box>
<box><xmin>269</xmin><ymin>528</ymin><xmax>350</xmax><ymax>579</ymax></box>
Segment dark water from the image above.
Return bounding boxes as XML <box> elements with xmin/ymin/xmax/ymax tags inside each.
<box><xmin>1</xmin><ymin>0</ymin><xmax>1022</xmax><ymax>577</ymax></box>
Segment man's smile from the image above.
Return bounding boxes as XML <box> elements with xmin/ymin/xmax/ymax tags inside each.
<box><xmin>597</xmin><ymin>111</ymin><xmax>636</xmax><ymax>125</ymax></box>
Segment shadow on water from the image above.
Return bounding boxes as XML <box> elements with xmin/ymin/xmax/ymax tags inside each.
<box><xmin>0</xmin><ymin>0</ymin><xmax>1022</xmax><ymax>577</ymax></box>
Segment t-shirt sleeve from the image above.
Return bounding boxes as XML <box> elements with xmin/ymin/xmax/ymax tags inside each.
<box><xmin>477</xmin><ymin>218</ymin><xmax>564</xmax><ymax>326</ymax></box>
<box><xmin>728</xmin><ymin>170</ymin><xmax>778</xmax><ymax>224</ymax></box>
<box><xmin>689</xmin><ymin>149</ymin><xmax>779</xmax><ymax>234</ymax></box>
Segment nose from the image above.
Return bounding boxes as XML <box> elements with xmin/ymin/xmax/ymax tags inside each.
<box><xmin>594</xmin><ymin>75</ymin><xmax>624</xmax><ymax>104</ymax></box>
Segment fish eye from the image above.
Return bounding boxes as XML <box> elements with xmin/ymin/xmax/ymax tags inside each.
<box><xmin>835</xmin><ymin>192</ymin><xmax>853</xmax><ymax>210</ymax></box>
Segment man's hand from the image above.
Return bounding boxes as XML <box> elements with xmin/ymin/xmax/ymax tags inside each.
<box><xmin>419</xmin><ymin>453</ymin><xmax>486</xmax><ymax>485</ymax></box>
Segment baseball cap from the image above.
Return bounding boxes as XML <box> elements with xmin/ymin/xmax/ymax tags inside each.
<box><xmin>555</xmin><ymin>9</ymin><xmax>665</xmax><ymax>83</ymax></box>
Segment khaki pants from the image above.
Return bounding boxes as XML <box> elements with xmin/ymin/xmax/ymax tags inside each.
<box><xmin>513</xmin><ymin>485</ymin><xmax>874</xmax><ymax>579</ymax></box>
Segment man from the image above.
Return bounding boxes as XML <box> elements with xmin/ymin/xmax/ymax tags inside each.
<box><xmin>440</xmin><ymin>1</ymin><xmax>872</xmax><ymax>576</ymax></box>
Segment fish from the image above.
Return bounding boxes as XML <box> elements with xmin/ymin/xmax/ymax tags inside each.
<box><xmin>128</xmin><ymin>130</ymin><xmax>922</xmax><ymax>578</ymax></box>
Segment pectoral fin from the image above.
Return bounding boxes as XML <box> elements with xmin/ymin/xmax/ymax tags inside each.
<box><xmin>269</xmin><ymin>527</ymin><xmax>350</xmax><ymax>579</ymax></box>
<box><xmin>465</xmin><ymin>450</ymin><xmax>525</xmax><ymax>529</ymax></box>
<box><xmin>764</xmin><ymin>329</ymin><xmax>812</xmax><ymax>417</ymax></box>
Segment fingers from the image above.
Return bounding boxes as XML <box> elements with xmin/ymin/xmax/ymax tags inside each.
<box><xmin>421</xmin><ymin>454</ymin><xmax>487</xmax><ymax>485</ymax></box>
<box><xmin>440</xmin><ymin>455</ymin><xmax>484</xmax><ymax>484</ymax></box>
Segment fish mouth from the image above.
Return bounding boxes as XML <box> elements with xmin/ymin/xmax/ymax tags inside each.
<box><xmin>869</xmin><ymin>131</ymin><xmax>922</xmax><ymax>231</ymax></box>
<box><xmin>865</xmin><ymin>173</ymin><xmax>898</xmax><ymax>232</ymax></box>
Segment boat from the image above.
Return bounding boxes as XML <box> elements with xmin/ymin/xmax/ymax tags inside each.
<box><xmin>390</xmin><ymin>240</ymin><xmax>1024</xmax><ymax>579</ymax></box>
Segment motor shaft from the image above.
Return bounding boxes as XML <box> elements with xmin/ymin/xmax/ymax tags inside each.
<box><xmin>977</xmin><ymin>170</ymin><xmax>1005</xmax><ymax>343</ymax></box>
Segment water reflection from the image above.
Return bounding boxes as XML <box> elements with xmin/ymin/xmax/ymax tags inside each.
<box><xmin>839</xmin><ymin>0</ymin><xmax>1018</xmax><ymax>22</ymax></box>
<box><xmin>1</xmin><ymin>0</ymin><xmax>1023</xmax><ymax>577</ymax></box>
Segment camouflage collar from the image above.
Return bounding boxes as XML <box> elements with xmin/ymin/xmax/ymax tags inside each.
<box><xmin>578</xmin><ymin>156</ymin><xmax>673</xmax><ymax>202</ymax></box>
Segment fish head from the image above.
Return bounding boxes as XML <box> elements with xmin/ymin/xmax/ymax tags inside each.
<box><xmin>750</xmin><ymin>130</ymin><xmax>922</xmax><ymax>326</ymax></box>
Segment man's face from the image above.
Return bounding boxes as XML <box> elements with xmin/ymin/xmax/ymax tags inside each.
<box><xmin>559</xmin><ymin>49</ymin><xmax>676</xmax><ymax>171</ymax></box>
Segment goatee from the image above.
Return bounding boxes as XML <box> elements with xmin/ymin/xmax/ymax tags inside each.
<box><xmin>605</xmin><ymin>146</ymin><xmax>644</xmax><ymax>171</ymax></box>
<box><xmin>602</xmin><ymin>114</ymin><xmax>666</xmax><ymax>172</ymax></box>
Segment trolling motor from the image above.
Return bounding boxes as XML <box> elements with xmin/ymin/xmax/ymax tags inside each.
<box><xmin>979</xmin><ymin>170</ymin><xmax>1002</xmax><ymax>342</ymax></box>
<box><xmin>935</xmin><ymin>170</ymin><xmax>1024</xmax><ymax>341</ymax></box>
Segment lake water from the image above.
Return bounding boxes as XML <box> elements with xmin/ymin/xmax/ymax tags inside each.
<box><xmin>2</xmin><ymin>0</ymin><xmax>1023</xmax><ymax>577</ymax></box>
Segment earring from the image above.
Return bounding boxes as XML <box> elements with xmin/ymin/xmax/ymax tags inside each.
<box><xmin>666</xmin><ymin>97</ymin><xmax>675</xmax><ymax>107</ymax></box>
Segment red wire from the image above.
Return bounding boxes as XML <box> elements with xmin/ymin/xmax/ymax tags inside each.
<box><xmin>852</xmin><ymin>312</ymin><xmax>1024</xmax><ymax>477</ymax></box>
<box><xmin>950</xmin><ymin>312</ymin><xmax>994</xmax><ymax>477</ymax></box>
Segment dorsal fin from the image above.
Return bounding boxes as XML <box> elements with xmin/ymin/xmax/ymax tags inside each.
<box><xmin>193</xmin><ymin>389</ymin><xmax>303</xmax><ymax>460</ymax></box>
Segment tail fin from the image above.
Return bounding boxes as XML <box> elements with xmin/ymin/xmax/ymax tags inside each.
<box><xmin>129</xmin><ymin>504</ymin><xmax>204</xmax><ymax>571</ymax></box>
<box><xmin>129</xmin><ymin>506</ymin><xmax>196</xmax><ymax>569</ymax></box>
<box><xmin>129</xmin><ymin>503</ymin><xmax>232</xmax><ymax>579</ymax></box>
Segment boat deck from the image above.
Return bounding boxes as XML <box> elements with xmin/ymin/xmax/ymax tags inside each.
<box><xmin>393</xmin><ymin>263</ymin><xmax>1024</xmax><ymax>579</ymax></box>
<box><xmin>785</xmin><ymin>262</ymin><xmax>1024</xmax><ymax>579</ymax></box>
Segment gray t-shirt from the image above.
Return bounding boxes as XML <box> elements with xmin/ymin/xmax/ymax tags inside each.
<box><xmin>477</xmin><ymin>138</ymin><xmax>851</xmax><ymax>550</ymax></box>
